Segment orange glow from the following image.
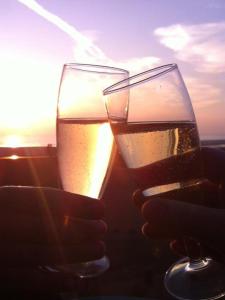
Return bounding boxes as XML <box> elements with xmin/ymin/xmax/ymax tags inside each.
<box><xmin>0</xmin><ymin>60</ymin><xmax>54</xmax><ymax>126</ymax></box>
<box><xmin>2</xmin><ymin>135</ymin><xmax>24</xmax><ymax>148</ymax></box>
<box><xmin>0</xmin><ymin>56</ymin><xmax>59</xmax><ymax>146</ymax></box>
<box><xmin>10</xmin><ymin>155</ymin><xmax>19</xmax><ymax>160</ymax></box>
<box><xmin>59</xmin><ymin>75</ymin><xmax>108</xmax><ymax>119</ymax></box>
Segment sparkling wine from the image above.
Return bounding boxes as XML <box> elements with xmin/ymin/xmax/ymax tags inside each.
<box><xmin>111</xmin><ymin>121</ymin><xmax>204</xmax><ymax>197</ymax></box>
<box><xmin>57</xmin><ymin>118</ymin><xmax>115</xmax><ymax>199</ymax></box>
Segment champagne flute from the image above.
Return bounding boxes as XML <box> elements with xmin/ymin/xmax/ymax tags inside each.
<box><xmin>57</xmin><ymin>63</ymin><xmax>128</xmax><ymax>278</ymax></box>
<box><xmin>104</xmin><ymin>64</ymin><xmax>225</xmax><ymax>299</ymax></box>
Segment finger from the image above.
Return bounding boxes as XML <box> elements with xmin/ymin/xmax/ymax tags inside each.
<box><xmin>133</xmin><ymin>180</ymin><xmax>218</xmax><ymax>209</ymax></box>
<box><xmin>0</xmin><ymin>213</ymin><xmax>107</xmax><ymax>244</ymax></box>
<box><xmin>132</xmin><ymin>189</ymin><xmax>144</xmax><ymax>209</ymax></box>
<box><xmin>161</xmin><ymin>179</ymin><xmax>218</xmax><ymax>207</ymax></box>
<box><xmin>141</xmin><ymin>197</ymin><xmax>225</xmax><ymax>241</ymax></box>
<box><xmin>142</xmin><ymin>222</ymin><xmax>205</xmax><ymax>261</ymax></box>
<box><xmin>202</xmin><ymin>147</ymin><xmax>225</xmax><ymax>184</ymax></box>
<box><xmin>62</xmin><ymin>218</ymin><xmax>107</xmax><ymax>243</ymax></box>
<box><xmin>0</xmin><ymin>186</ymin><xmax>104</xmax><ymax>219</ymax></box>
<box><xmin>0</xmin><ymin>241</ymin><xmax>106</xmax><ymax>267</ymax></box>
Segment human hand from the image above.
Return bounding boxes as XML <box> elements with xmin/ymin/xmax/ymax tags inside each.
<box><xmin>0</xmin><ymin>186</ymin><xmax>107</xmax><ymax>267</ymax></box>
<box><xmin>133</xmin><ymin>147</ymin><xmax>225</xmax><ymax>260</ymax></box>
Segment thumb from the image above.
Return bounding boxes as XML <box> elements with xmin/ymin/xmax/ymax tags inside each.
<box><xmin>141</xmin><ymin>197</ymin><xmax>225</xmax><ymax>243</ymax></box>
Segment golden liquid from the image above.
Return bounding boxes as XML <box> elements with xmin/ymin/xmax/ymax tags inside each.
<box><xmin>57</xmin><ymin>119</ymin><xmax>115</xmax><ymax>199</ymax></box>
<box><xmin>111</xmin><ymin>121</ymin><xmax>203</xmax><ymax>196</ymax></box>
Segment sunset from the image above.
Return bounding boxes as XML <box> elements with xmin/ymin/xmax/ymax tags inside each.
<box><xmin>0</xmin><ymin>0</ymin><xmax>224</xmax><ymax>147</ymax></box>
<box><xmin>0</xmin><ymin>0</ymin><xmax>225</xmax><ymax>298</ymax></box>
<box><xmin>2</xmin><ymin>135</ymin><xmax>24</xmax><ymax>148</ymax></box>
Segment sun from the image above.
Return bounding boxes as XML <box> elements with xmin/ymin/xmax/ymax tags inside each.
<box><xmin>0</xmin><ymin>57</ymin><xmax>59</xmax><ymax>146</ymax></box>
<box><xmin>2</xmin><ymin>135</ymin><xmax>24</xmax><ymax>148</ymax></box>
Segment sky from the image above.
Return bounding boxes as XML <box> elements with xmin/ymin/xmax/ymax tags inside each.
<box><xmin>0</xmin><ymin>0</ymin><xmax>225</xmax><ymax>146</ymax></box>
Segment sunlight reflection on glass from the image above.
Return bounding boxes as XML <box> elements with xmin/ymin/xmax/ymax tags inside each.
<box><xmin>89</xmin><ymin>122</ymin><xmax>114</xmax><ymax>198</ymax></box>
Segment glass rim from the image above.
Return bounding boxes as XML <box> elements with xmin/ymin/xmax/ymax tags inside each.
<box><xmin>103</xmin><ymin>63</ymin><xmax>177</xmax><ymax>95</ymax></box>
<box><xmin>63</xmin><ymin>63</ymin><xmax>129</xmax><ymax>75</ymax></box>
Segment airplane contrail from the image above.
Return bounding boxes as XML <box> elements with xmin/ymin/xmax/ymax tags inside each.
<box><xmin>17</xmin><ymin>0</ymin><xmax>160</xmax><ymax>72</ymax></box>
<box><xmin>17</xmin><ymin>0</ymin><xmax>108</xmax><ymax>62</ymax></box>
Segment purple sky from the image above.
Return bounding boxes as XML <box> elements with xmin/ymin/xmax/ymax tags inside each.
<box><xmin>0</xmin><ymin>0</ymin><xmax>225</xmax><ymax>145</ymax></box>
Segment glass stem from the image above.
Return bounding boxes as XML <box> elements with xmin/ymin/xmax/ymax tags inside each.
<box><xmin>181</xmin><ymin>237</ymin><xmax>210</xmax><ymax>272</ymax></box>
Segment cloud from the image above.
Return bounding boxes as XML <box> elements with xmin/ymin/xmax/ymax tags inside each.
<box><xmin>155</xmin><ymin>22</ymin><xmax>225</xmax><ymax>73</ymax></box>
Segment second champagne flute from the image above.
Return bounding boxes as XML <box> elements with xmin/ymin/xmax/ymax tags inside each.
<box><xmin>104</xmin><ymin>64</ymin><xmax>225</xmax><ymax>300</ymax></box>
<box><xmin>57</xmin><ymin>63</ymin><xmax>128</xmax><ymax>278</ymax></box>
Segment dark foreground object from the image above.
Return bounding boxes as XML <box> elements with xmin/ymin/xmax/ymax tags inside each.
<box><xmin>1</xmin><ymin>144</ymin><xmax>224</xmax><ymax>299</ymax></box>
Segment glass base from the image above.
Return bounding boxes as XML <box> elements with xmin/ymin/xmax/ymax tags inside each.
<box><xmin>164</xmin><ymin>257</ymin><xmax>225</xmax><ymax>300</ymax></box>
<box><xmin>57</xmin><ymin>255</ymin><xmax>110</xmax><ymax>279</ymax></box>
